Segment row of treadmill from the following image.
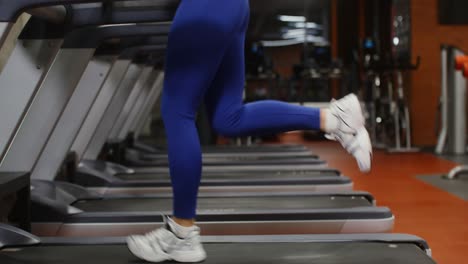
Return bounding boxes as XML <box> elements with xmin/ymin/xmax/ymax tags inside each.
<box><xmin>0</xmin><ymin>2</ymin><xmax>436</xmax><ymax>264</ymax></box>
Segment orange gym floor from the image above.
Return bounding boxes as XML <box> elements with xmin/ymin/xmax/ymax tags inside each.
<box><xmin>278</xmin><ymin>133</ymin><xmax>468</xmax><ymax>264</ymax></box>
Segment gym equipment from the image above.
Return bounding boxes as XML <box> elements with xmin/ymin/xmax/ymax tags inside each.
<box><xmin>437</xmin><ymin>46</ymin><xmax>468</xmax><ymax>180</ymax></box>
<box><xmin>75</xmin><ymin>162</ymin><xmax>354</xmax><ymax>195</ymax></box>
<box><xmin>122</xmin><ymin>150</ymin><xmax>325</xmax><ymax>167</ymax></box>
<box><xmin>134</xmin><ymin>143</ymin><xmax>315</xmax><ymax>158</ymax></box>
<box><xmin>0</xmin><ymin>224</ymin><xmax>436</xmax><ymax>264</ymax></box>
<box><xmin>93</xmin><ymin>77</ymin><xmax>327</xmax><ymax>167</ymax></box>
<box><xmin>292</xmin><ymin>45</ymin><xmax>344</xmax><ymax>103</ymax></box>
<box><xmin>30</xmin><ymin>180</ymin><xmax>393</xmax><ymax>236</ymax></box>
<box><xmin>361</xmin><ymin>43</ymin><xmax>420</xmax><ymax>153</ymax></box>
<box><xmin>387</xmin><ymin>63</ymin><xmax>420</xmax><ymax>153</ymax></box>
<box><xmin>436</xmin><ymin>45</ymin><xmax>467</xmax><ymax>156</ymax></box>
<box><xmin>0</xmin><ymin>4</ymin><xmax>436</xmax><ymax>264</ymax></box>
<box><xmin>0</xmin><ymin>2</ymin><xmax>352</xmax><ymax>196</ymax></box>
<box><xmin>0</xmin><ymin>173</ymin><xmax>31</xmax><ymax>231</ymax></box>
<box><xmin>0</xmin><ymin>6</ymin><xmax>172</xmax><ymax>179</ymax></box>
<box><xmin>72</xmin><ymin>159</ymin><xmax>353</xmax><ymax>195</ymax></box>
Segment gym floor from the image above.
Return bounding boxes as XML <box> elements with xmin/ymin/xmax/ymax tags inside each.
<box><xmin>278</xmin><ymin>133</ymin><xmax>468</xmax><ymax>264</ymax></box>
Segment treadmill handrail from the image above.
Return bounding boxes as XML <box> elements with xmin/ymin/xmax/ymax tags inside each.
<box><xmin>68</xmin><ymin>6</ymin><xmax>176</xmax><ymax>27</ymax></box>
<box><xmin>62</xmin><ymin>22</ymin><xmax>172</xmax><ymax>48</ymax></box>
<box><xmin>0</xmin><ymin>0</ymin><xmax>178</xmax><ymax>23</ymax></box>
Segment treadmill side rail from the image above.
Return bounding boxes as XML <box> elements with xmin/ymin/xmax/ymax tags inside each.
<box><xmin>33</xmin><ymin>232</ymin><xmax>433</xmax><ymax>258</ymax></box>
<box><xmin>200</xmin><ymin>233</ymin><xmax>432</xmax><ymax>256</ymax></box>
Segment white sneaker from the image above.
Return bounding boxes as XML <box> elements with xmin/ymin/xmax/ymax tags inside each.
<box><xmin>326</xmin><ymin>94</ymin><xmax>372</xmax><ymax>172</ymax></box>
<box><xmin>127</xmin><ymin>217</ymin><xmax>207</xmax><ymax>263</ymax></box>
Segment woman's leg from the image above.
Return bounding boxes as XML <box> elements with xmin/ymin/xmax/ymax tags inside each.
<box><xmin>205</xmin><ymin>7</ymin><xmax>321</xmax><ymax>138</ymax></box>
<box><xmin>205</xmin><ymin>5</ymin><xmax>371</xmax><ymax>172</ymax></box>
<box><xmin>160</xmin><ymin>0</ymin><xmax>249</xmax><ymax>221</ymax></box>
<box><xmin>128</xmin><ymin>1</ymin><xmax>249</xmax><ymax>262</ymax></box>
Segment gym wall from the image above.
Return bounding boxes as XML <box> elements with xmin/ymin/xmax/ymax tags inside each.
<box><xmin>266</xmin><ymin>45</ymin><xmax>303</xmax><ymax>78</ymax></box>
<box><xmin>411</xmin><ymin>0</ymin><xmax>468</xmax><ymax>146</ymax></box>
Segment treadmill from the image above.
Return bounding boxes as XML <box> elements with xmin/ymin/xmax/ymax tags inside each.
<box><xmin>0</xmin><ymin>5</ymin><xmax>174</xmax><ymax>179</ymax></box>
<box><xmin>65</xmin><ymin>27</ymin><xmax>330</xmax><ymax>173</ymax></box>
<box><xmin>89</xmin><ymin>61</ymin><xmax>328</xmax><ymax>169</ymax></box>
<box><xmin>83</xmin><ymin>48</ymin><xmax>327</xmax><ymax>169</ymax></box>
<box><xmin>75</xmin><ymin>160</ymin><xmax>354</xmax><ymax>195</ymax></box>
<box><xmin>0</xmin><ymin>225</ymin><xmax>437</xmax><ymax>264</ymax></box>
<box><xmin>31</xmin><ymin>180</ymin><xmax>393</xmax><ymax>237</ymax></box>
<box><xmin>0</xmin><ymin>7</ymin><xmax>352</xmax><ymax>202</ymax></box>
<box><xmin>0</xmin><ymin>4</ymin><xmax>435</xmax><ymax>264</ymax></box>
<box><xmin>129</xmin><ymin>143</ymin><xmax>317</xmax><ymax>159</ymax></box>
<box><xmin>134</xmin><ymin>141</ymin><xmax>317</xmax><ymax>157</ymax></box>
<box><xmin>129</xmin><ymin>133</ymin><xmax>316</xmax><ymax>157</ymax></box>
<box><xmin>122</xmin><ymin>148</ymin><xmax>327</xmax><ymax>167</ymax></box>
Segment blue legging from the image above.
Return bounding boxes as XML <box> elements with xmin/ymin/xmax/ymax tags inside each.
<box><xmin>161</xmin><ymin>0</ymin><xmax>321</xmax><ymax>219</ymax></box>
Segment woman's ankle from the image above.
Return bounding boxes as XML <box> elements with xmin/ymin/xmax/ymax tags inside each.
<box><xmin>320</xmin><ymin>109</ymin><xmax>339</xmax><ymax>133</ymax></box>
<box><xmin>172</xmin><ymin>217</ymin><xmax>195</xmax><ymax>227</ymax></box>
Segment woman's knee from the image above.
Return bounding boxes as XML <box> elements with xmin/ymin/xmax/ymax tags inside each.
<box><xmin>210</xmin><ymin>108</ymin><xmax>243</xmax><ymax>137</ymax></box>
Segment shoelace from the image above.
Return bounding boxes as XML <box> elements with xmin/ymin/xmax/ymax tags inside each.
<box><xmin>325</xmin><ymin>98</ymin><xmax>363</xmax><ymax>154</ymax></box>
<box><xmin>325</xmin><ymin>98</ymin><xmax>356</xmax><ymax>139</ymax></box>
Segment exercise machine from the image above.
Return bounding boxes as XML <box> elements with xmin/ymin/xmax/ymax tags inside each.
<box><xmin>0</xmin><ymin>224</ymin><xmax>436</xmax><ymax>264</ymax></box>
<box><xmin>437</xmin><ymin>45</ymin><xmax>468</xmax><ymax>180</ymax></box>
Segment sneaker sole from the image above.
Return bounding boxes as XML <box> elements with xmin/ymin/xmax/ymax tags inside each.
<box><xmin>172</xmin><ymin>252</ymin><xmax>207</xmax><ymax>263</ymax></box>
<box><xmin>127</xmin><ymin>236</ymin><xmax>170</xmax><ymax>263</ymax></box>
<box><xmin>355</xmin><ymin>127</ymin><xmax>372</xmax><ymax>173</ymax></box>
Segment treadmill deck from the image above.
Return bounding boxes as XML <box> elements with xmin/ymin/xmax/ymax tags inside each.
<box><xmin>0</xmin><ymin>242</ymin><xmax>434</xmax><ymax>264</ymax></box>
<box><xmin>117</xmin><ymin>171</ymin><xmax>342</xmax><ymax>181</ymax></box>
<box><xmin>73</xmin><ymin>195</ymin><xmax>373</xmax><ymax>212</ymax></box>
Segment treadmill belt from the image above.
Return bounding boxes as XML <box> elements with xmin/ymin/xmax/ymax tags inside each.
<box><xmin>0</xmin><ymin>242</ymin><xmax>434</xmax><ymax>264</ymax></box>
<box><xmin>117</xmin><ymin>171</ymin><xmax>340</xmax><ymax>181</ymax></box>
<box><xmin>74</xmin><ymin>196</ymin><xmax>371</xmax><ymax>212</ymax></box>
<box><xmin>133</xmin><ymin>165</ymin><xmax>328</xmax><ymax>174</ymax></box>
<box><xmin>133</xmin><ymin>158</ymin><xmax>325</xmax><ymax>166</ymax></box>
<box><xmin>199</xmin><ymin>145</ymin><xmax>308</xmax><ymax>152</ymax></box>
<box><xmin>141</xmin><ymin>155</ymin><xmax>319</xmax><ymax>162</ymax></box>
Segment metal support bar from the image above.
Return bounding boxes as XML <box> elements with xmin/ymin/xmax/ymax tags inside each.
<box><xmin>108</xmin><ymin>66</ymin><xmax>154</xmax><ymax>139</ymax></box>
<box><xmin>0</xmin><ymin>48</ymin><xmax>95</xmax><ymax>172</ymax></box>
<box><xmin>133</xmin><ymin>73</ymin><xmax>165</xmax><ymax>137</ymax></box>
<box><xmin>71</xmin><ymin>59</ymin><xmax>132</xmax><ymax>159</ymax></box>
<box><xmin>117</xmin><ymin>70</ymin><xmax>159</xmax><ymax>140</ymax></box>
<box><xmin>31</xmin><ymin>56</ymin><xmax>116</xmax><ymax>180</ymax></box>
<box><xmin>0</xmin><ymin>38</ymin><xmax>63</xmax><ymax>165</ymax></box>
<box><xmin>442</xmin><ymin>47</ymin><xmax>467</xmax><ymax>154</ymax></box>
<box><xmin>71</xmin><ymin>43</ymin><xmax>165</xmax><ymax>158</ymax></box>
<box><xmin>436</xmin><ymin>46</ymin><xmax>448</xmax><ymax>154</ymax></box>
<box><xmin>82</xmin><ymin>63</ymin><xmax>146</xmax><ymax>160</ymax></box>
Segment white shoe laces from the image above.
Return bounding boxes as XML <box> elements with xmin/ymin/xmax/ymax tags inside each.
<box><xmin>325</xmin><ymin>96</ymin><xmax>364</xmax><ymax>153</ymax></box>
